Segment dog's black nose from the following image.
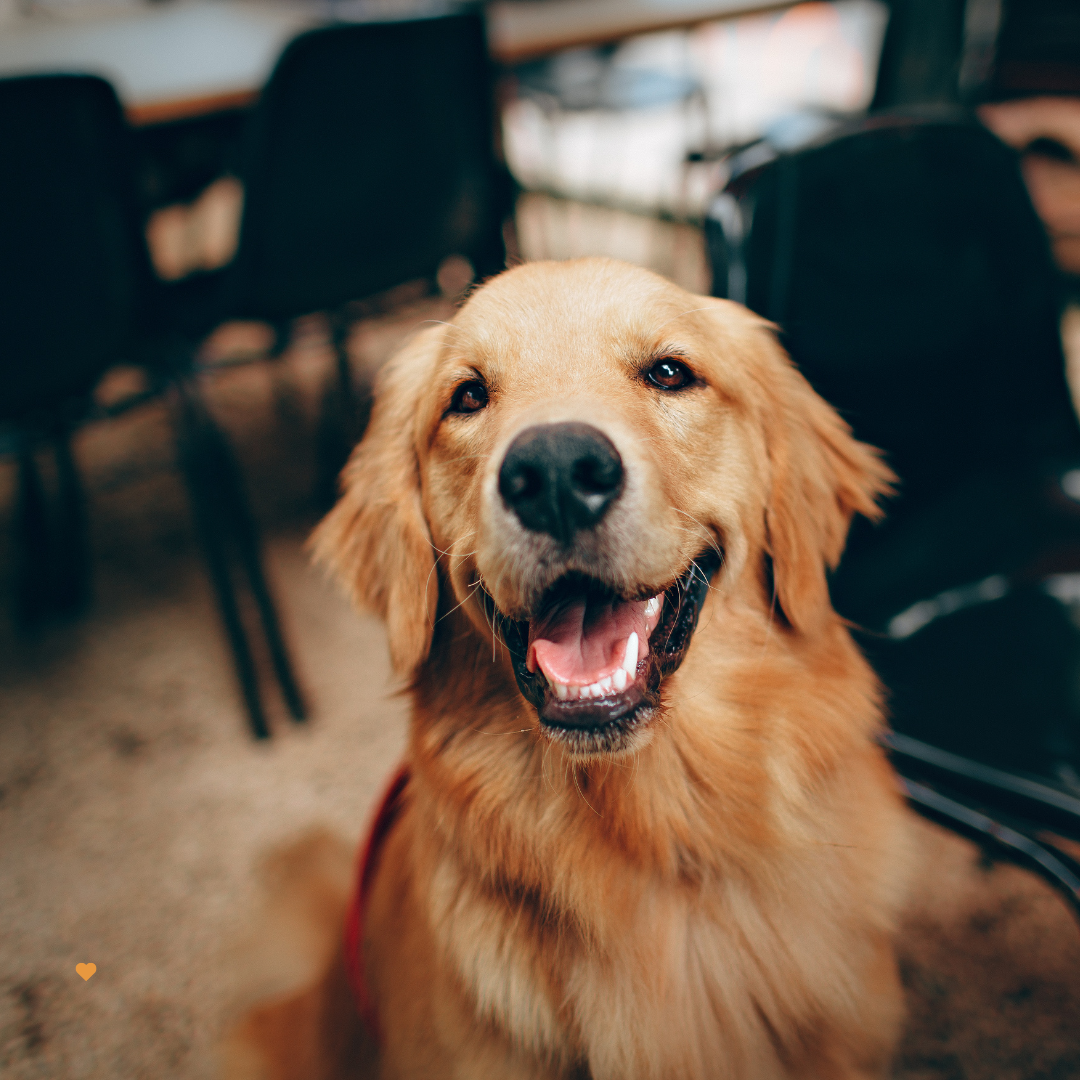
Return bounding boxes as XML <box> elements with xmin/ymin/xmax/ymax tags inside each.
<box><xmin>499</xmin><ymin>422</ymin><xmax>624</xmax><ymax>544</ymax></box>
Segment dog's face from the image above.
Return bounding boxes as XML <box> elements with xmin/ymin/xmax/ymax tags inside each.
<box><xmin>315</xmin><ymin>259</ymin><xmax>891</xmax><ymax>758</ymax></box>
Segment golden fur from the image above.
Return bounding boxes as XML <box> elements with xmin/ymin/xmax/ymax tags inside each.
<box><xmin>240</xmin><ymin>258</ymin><xmax>914</xmax><ymax>1079</ymax></box>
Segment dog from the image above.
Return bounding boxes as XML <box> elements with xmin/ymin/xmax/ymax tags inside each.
<box><xmin>238</xmin><ymin>256</ymin><xmax>913</xmax><ymax>1079</ymax></box>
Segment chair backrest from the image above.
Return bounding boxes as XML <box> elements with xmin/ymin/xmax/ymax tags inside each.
<box><xmin>709</xmin><ymin>117</ymin><xmax>1080</xmax><ymax>783</ymax></box>
<box><xmin>712</xmin><ymin>116</ymin><xmax>1080</xmax><ymax>514</ymax></box>
<box><xmin>0</xmin><ymin>74</ymin><xmax>152</xmax><ymax>423</ymax></box>
<box><xmin>226</xmin><ymin>11</ymin><xmax>511</xmax><ymax>323</ymax></box>
<box><xmin>870</xmin><ymin>0</ymin><xmax>969</xmax><ymax>110</ymax></box>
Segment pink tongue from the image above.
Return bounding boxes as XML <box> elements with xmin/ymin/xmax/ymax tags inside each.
<box><xmin>528</xmin><ymin>595</ymin><xmax>649</xmax><ymax>686</ymax></box>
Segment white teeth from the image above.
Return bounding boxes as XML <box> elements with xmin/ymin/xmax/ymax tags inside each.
<box><xmin>645</xmin><ymin>596</ymin><xmax>661</xmax><ymax>619</ymax></box>
<box><xmin>622</xmin><ymin>632</ymin><xmax>639</xmax><ymax>678</ymax></box>
<box><xmin>548</xmin><ymin>669</ymin><xmax>627</xmax><ymax>701</ymax></box>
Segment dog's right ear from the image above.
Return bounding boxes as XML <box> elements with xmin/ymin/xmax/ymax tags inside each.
<box><xmin>310</xmin><ymin>325</ymin><xmax>446</xmax><ymax>677</ymax></box>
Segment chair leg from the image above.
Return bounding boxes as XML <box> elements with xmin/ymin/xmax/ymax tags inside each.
<box><xmin>190</xmin><ymin>473</ymin><xmax>271</xmax><ymax>739</ymax></box>
<box><xmin>173</xmin><ymin>379</ymin><xmax>271</xmax><ymax>739</ymax></box>
<box><xmin>267</xmin><ymin>320</ymin><xmax>304</xmax><ymax>430</ymax></box>
<box><xmin>233</xmin><ymin>501</ymin><xmax>307</xmax><ymax>722</ymax></box>
<box><xmin>51</xmin><ymin>425</ymin><xmax>90</xmax><ymax>616</ymax></box>
<box><xmin>315</xmin><ymin>313</ymin><xmax>371</xmax><ymax>510</ymax></box>
<box><xmin>202</xmin><ymin>414</ymin><xmax>307</xmax><ymax>722</ymax></box>
<box><xmin>174</xmin><ymin>375</ymin><xmax>307</xmax><ymax>733</ymax></box>
<box><xmin>14</xmin><ymin>434</ymin><xmax>51</xmax><ymax>629</ymax></box>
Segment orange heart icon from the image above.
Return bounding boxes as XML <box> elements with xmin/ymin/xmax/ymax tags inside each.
<box><xmin>75</xmin><ymin>963</ymin><xmax>96</xmax><ymax>981</ymax></box>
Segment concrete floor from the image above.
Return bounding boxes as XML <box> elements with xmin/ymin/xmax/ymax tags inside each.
<box><xmin>2</xmin><ymin>296</ymin><xmax>1080</xmax><ymax>1080</ymax></box>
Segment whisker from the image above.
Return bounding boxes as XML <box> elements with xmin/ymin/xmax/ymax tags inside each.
<box><xmin>422</xmin><ymin>557</ymin><xmax>440</xmax><ymax>622</ymax></box>
<box><xmin>437</xmin><ymin>579</ymin><xmax>482</xmax><ymax>624</ymax></box>
<box><xmin>473</xmin><ymin>572</ymin><xmax>510</xmax><ymax>660</ymax></box>
<box><xmin>430</xmin><ymin>538</ymin><xmax>478</xmax><ymax>559</ymax></box>
<box><xmin>573</xmin><ymin>768</ymin><xmax>600</xmax><ymax>815</ymax></box>
<box><xmin>672</xmin><ymin>508</ymin><xmax>725</xmax><ymax>565</ymax></box>
<box><xmin>541</xmin><ymin>740</ymin><xmax>559</xmax><ymax>798</ymax></box>
<box><xmin>689</xmin><ymin>557</ymin><xmax>724</xmax><ymax>598</ymax></box>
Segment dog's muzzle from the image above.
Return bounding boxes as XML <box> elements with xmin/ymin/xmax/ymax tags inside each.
<box><xmin>482</xmin><ymin>550</ymin><xmax>722</xmax><ymax>756</ymax></box>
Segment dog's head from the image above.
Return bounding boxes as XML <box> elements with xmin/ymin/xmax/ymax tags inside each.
<box><xmin>314</xmin><ymin>258</ymin><xmax>891</xmax><ymax>758</ymax></box>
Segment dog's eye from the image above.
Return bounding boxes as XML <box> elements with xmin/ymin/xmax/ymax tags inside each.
<box><xmin>645</xmin><ymin>358</ymin><xmax>694</xmax><ymax>391</ymax></box>
<box><xmin>449</xmin><ymin>380</ymin><xmax>488</xmax><ymax>414</ymax></box>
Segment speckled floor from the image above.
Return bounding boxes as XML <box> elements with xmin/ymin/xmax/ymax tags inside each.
<box><xmin>0</xmin><ymin>305</ymin><xmax>425</xmax><ymax>1079</ymax></box>
<box><xmin>2</xmin><ymin>291</ymin><xmax>1079</xmax><ymax>1080</ymax></box>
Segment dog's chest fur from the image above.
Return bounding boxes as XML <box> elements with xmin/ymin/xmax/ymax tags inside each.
<box><xmin>422</xmin><ymin>792</ymin><xmax>895</xmax><ymax>1080</ymax></box>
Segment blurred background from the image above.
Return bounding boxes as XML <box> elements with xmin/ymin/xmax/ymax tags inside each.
<box><xmin>2</xmin><ymin>0</ymin><xmax>1080</xmax><ymax>1077</ymax></box>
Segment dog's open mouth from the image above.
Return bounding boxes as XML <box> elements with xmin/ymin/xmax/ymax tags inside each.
<box><xmin>484</xmin><ymin>550</ymin><xmax>722</xmax><ymax>753</ymax></box>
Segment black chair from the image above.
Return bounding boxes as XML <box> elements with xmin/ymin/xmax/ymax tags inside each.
<box><xmin>175</xmin><ymin>10</ymin><xmax>512</xmax><ymax>501</ymax></box>
<box><xmin>0</xmin><ymin>75</ymin><xmax>151</xmax><ymax>623</ymax></box>
<box><xmin>0</xmin><ymin>73</ymin><xmax>305</xmax><ymax>739</ymax></box>
<box><xmin>707</xmin><ymin>115</ymin><xmax>1080</xmax><ymax>913</ymax></box>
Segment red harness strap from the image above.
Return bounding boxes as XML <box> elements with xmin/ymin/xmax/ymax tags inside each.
<box><xmin>343</xmin><ymin>764</ymin><xmax>411</xmax><ymax>1045</ymax></box>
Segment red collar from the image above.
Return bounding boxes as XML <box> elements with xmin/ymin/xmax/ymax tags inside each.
<box><xmin>343</xmin><ymin>764</ymin><xmax>411</xmax><ymax>1045</ymax></box>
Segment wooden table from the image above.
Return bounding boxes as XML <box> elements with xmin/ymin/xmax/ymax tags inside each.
<box><xmin>0</xmin><ymin>0</ymin><xmax>315</xmax><ymax>124</ymax></box>
<box><xmin>0</xmin><ymin>0</ymin><xmax>789</xmax><ymax>124</ymax></box>
<box><xmin>488</xmin><ymin>0</ymin><xmax>793</xmax><ymax>64</ymax></box>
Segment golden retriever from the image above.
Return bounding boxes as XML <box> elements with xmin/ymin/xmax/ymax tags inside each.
<box><xmin>234</xmin><ymin>256</ymin><xmax>913</xmax><ymax>1080</ymax></box>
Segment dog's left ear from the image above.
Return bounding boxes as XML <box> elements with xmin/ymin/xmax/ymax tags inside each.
<box><xmin>763</xmin><ymin>351</ymin><xmax>894</xmax><ymax>633</ymax></box>
<box><xmin>311</xmin><ymin>325</ymin><xmax>446</xmax><ymax>677</ymax></box>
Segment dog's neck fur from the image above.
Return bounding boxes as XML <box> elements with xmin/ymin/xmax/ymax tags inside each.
<box><xmin>399</xmin><ymin>581</ymin><xmax>905</xmax><ymax>1078</ymax></box>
